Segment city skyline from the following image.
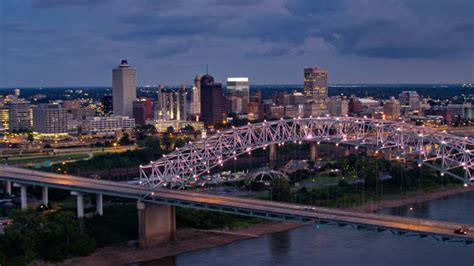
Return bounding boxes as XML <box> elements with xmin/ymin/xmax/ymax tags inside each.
<box><xmin>1</xmin><ymin>0</ymin><xmax>473</xmax><ymax>87</ymax></box>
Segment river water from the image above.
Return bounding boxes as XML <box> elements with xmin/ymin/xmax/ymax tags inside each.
<box><xmin>142</xmin><ymin>192</ymin><xmax>474</xmax><ymax>266</ymax></box>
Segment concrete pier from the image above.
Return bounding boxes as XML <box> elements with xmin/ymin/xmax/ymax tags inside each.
<box><xmin>71</xmin><ymin>191</ymin><xmax>84</xmax><ymax>218</ymax></box>
<box><xmin>5</xmin><ymin>181</ymin><xmax>11</xmax><ymax>195</ymax></box>
<box><xmin>42</xmin><ymin>186</ymin><xmax>48</xmax><ymax>206</ymax></box>
<box><xmin>137</xmin><ymin>202</ymin><xmax>176</xmax><ymax>248</ymax></box>
<box><xmin>13</xmin><ymin>183</ymin><xmax>27</xmax><ymax>210</ymax></box>
<box><xmin>268</xmin><ymin>144</ymin><xmax>277</xmax><ymax>168</ymax></box>
<box><xmin>96</xmin><ymin>193</ymin><xmax>103</xmax><ymax>216</ymax></box>
<box><xmin>310</xmin><ymin>142</ymin><xmax>317</xmax><ymax>161</ymax></box>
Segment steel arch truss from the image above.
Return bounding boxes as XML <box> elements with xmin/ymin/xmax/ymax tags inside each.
<box><xmin>140</xmin><ymin>117</ymin><xmax>474</xmax><ymax>189</ymax></box>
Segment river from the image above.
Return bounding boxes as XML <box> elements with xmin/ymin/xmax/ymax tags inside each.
<box><xmin>141</xmin><ymin>192</ymin><xmax>474</xmax><ymax>266</ymax></box>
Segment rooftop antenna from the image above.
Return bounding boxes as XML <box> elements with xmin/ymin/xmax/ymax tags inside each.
<box><xmin>206</xmin><ymin>64</ymin><xmax>209</xmax><ymax>75</ymax></box>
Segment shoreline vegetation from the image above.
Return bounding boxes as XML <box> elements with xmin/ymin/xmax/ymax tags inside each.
<box><xmin>52</xmin><ymin>185</ymin><xmax>473</xmax><ymax>266</ymax></box>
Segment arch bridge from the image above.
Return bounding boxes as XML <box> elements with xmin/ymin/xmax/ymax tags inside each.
<box><xmin>140</xmin><ymin>117</ymin><xmax>473</xmax><ymax>189</ymax></box>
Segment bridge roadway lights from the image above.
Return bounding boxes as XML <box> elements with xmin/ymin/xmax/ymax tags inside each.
<box><xmin>96</xmin><ymin>194</ymin><xmax>103</xmax><ymax>216</ymax></box>
<box><xmin>5</xmin><ymin>181</ymin><xmax>11</xmax><ymax>195</ymax></box>
<box><xmin>13</xmin><ymin>183</ymin><xmax>27</xmax><ymax>210</ymax></box>
<box><xmin>42</xmin><ymin>186</ymin><xmax>48</xmax><ymax>206</ymax></box>
<box><xmin>137</xmin><ymin>201</ymin><xmax>176</xmax><ymax>248</ymax></box>
<box><xmin>71</xmin><ymin>191</ymin><xmax>84</xmax><ymax>218</ymax></box>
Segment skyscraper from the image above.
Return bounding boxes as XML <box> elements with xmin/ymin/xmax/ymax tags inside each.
<box><xmin>304</xmin><ymin>67</ymin><xmax>328</xmax><ymax>101</ymax></box>
<box><xmin>226</xmin><ymin>77</ymin><xmax>249</xmax><ymax>114</ymax></box>
<box><xmin>200</xmin><ymin>74</ymin><xmax>226</xmax><ymax>126</ymax></box>
<box><xmin>156</xmin><ymin>86</ymin><xmax>188</xmax><ymax>121</ymax></box>
<box><xmin>112</xmin><ymin>60</ymin><xmax>136</xmax><ymax>117</ymax></box>
<box><xmin>190</xmin><ymin>75</ymin><xmax>201</xmax><ymax>116</ymax></box>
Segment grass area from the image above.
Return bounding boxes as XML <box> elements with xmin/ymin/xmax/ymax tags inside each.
<box><xmin>5</xmin><ymin>153</ymin><xmax>89</xmax><ymax>165</ymax></box>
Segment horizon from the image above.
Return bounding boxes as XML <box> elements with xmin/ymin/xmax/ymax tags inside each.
<box><xmin>0</xmin><ymin>82</ymin><xmax>472</xmax><ymax>90</ymax></box>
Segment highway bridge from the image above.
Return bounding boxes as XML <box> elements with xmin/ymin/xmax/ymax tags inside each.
<box><xmin>1</xmin><ymin>165</ymin><xmax>473</xmax><ymax>247</ymax></box>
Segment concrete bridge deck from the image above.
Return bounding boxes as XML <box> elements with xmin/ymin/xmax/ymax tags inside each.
<box><xmin>1</xmin><ymin>165</ymin><xmax>473</xmax><ymax>244</ymax></box>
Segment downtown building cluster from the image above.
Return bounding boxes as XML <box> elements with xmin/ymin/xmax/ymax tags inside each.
<box><xmin>1</xmin><ymin>60</ymin><xmax>474</xmax><ymax>144</ymax></box>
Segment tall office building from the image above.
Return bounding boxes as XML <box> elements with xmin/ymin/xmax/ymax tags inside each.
<box><xmin>226</xmin><ymin>77</ymin><xmax>249</xmax><ymax>114</ymax></box>
<box><xmin>200</xmin><ymin>74</ymin><xmax>226</xmax><ymax>126</ymax></box>
<box><xmin>8</xmin><ymin>99</ymin><xmax>31</xmax><ymax>131</ymax></box>
<box><xmin>112</xmin><ymin>60</ymin><xmax>136</xmax><ymax>117</ymax></box>
<box><xmin>304</xmin><ymin>67</ymin><xmax>328</xmax><ymax>101</ymax></box>
<box><xmin>33</xmin><ymin>103</ymin><xmax>68</xmax><ymax>134</ymax></box>
<box><xmin>190</xmin><ymin>75</ymin><xmax>201</xmax><ymax>116</ymax></box>
<box><xmin>156</xmin><ymin>86</ymin><xmax>188</xmax><ymax>121</ymax></box>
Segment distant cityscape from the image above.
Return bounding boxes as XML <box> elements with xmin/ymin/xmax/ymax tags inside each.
<box><xmin>0</xmin><ymin>60</ymin><xmax>472</xmax><ymax>151</ymax></box>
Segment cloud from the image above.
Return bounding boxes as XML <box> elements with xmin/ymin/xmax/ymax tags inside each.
<box><xmin>283</xmin><ymin>0</ymin><xmax>474</xmax><ymax>59</ymax></box>
<box><xmin>146</xmin><ymin>39</ymin><xmax>194</xmax><ymax>59</ymax></box>
<box><xmin>246</xmin><ymin>47</ymin><xmax>291</xmax><ymax>58</ymax></box>
<box><xmin>1</xmin><ymin>22</ymin><xmax>55</xmax><ymax>34</ymax></box>
<box><xmin>31</xmin><ymin>0</ymin><xmax>109</xmax><ymax>8</ymax></box>
<box><xmin>214</xmin><ymin>0</ymin><xmax>264</xmax><ymax>7</ymax></box>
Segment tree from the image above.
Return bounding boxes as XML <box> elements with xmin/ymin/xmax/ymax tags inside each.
<box><xmin>119</xmin><ymin>132</ymin><xmax>133</xmax><ymax>145</ymax></box>
<box><xmin>161</xmin><ymin>133</ymin><xmax>173</xmax><ymax>151</ymax></box>
<box><xmin>270</xmin><ymin>178</ymin><xmax>292</xmax><ymax>202</ymax></box>
<box><xmin>138</xmin><ymin>136</ymin><xmax>161</xmax><ymax>150</ymax></box>
<box><xmin>166</xmin><ymin>126</ymin><xmax>175</xmax><ymax>134</ymax></box>
<box><xmin>0</xmin><ymin>210</ymin><xmax>96</xmax><ymax>264</ymax></box>
<box><xmin>27</xmin><ymin>133</ymin><xmax>34</xmax><ymax>142</ymax></box>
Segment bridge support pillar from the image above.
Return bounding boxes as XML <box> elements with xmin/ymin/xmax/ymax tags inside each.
<box><xmin>268</xmin><ymin>144</ymin><xmax>277</xmax><ymax>168</ymax></box>
<box><xmin>344</xmin><ymin>146</ymin><xmax>350</xmax><ymax>157</ymax></box>
<box><xmin>71</xmin><ymin>191</ymin><xmax>84</xmax><ymax>218</ymax></box>
<box><xmin>310</xmin><ymin>143</ymin><xmax>318</xmax><ymax>161</ymax></box>
<box><xmin>42</xmin><ymin>186</ymin><xmax>48</xmax><ymax>206</ymax></box>
<box><xmin>13</xmin><ymin>183</ymin><xmax>27</xmax><ymax>210</ymax></box>
<box><xmin>5</xmin><ymin>181</ymin><xmax>11</xmax><ymax>195</ymax></box>
<box><xmin>137</xmin><ymin>202</ymin><xmax>176</xmax><ymax>248</ymax></box>
<box><xmin>96</xmin><ymin>194</ymin><xmax>103</xmax><ymax>216</ymax></box>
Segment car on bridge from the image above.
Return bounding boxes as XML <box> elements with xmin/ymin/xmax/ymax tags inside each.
<box><xmin>454</xmin><ymin>227</ymin><xmax>468</xmax><ymax>235</ymax></box>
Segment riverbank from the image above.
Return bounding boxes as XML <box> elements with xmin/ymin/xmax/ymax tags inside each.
<box><xmin>52</xmin><ymin>222</ymin><xmax>303</xmax><ymax>266</ymax></box>
<box><xmin>50</xmin><ymin>186</ymin><xmax>473</xmax><ymax>266</ymax></box>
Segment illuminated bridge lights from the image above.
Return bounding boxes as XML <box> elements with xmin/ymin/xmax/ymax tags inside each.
<box><xmin>139</xmin><ymin>117</ymin><xmax>474</xmax><ymax>189</ymax></box>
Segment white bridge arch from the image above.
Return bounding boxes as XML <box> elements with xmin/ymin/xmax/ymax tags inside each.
<box><xmin>140</xmin><ymin>117</ymin><xmax>473</xmax><ymax>188</ymax></box>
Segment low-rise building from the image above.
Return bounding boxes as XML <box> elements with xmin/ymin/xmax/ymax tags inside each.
<box><xmin>83</xmin><ymin>116</ymin><xmax>135</xmax><ymax>135</ymax></box>
<box><xmin>383</xmin><ymin>97</ymin><xmax>401</xmax><ymax>120</ymax></box>
<box><xmin>328</xmin><ymin>96</ymin><xmax>349</xmax><ymax>117</ymax></box>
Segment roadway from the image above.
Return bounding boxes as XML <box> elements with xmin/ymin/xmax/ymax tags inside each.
<box><xmin>0</xmin><ymin>165</ymin><xmax>473</xmax><ymax>243</ymax></box>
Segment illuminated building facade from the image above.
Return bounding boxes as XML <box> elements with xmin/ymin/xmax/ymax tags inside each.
<box><xmin>304</xmin><ymin>67</ymin><xmax>328</xmax><ymax>101</ymax></box>
<box><xmin>33</xmin><ymin>103</ymin><xmax>68</xmax><ymax>134</ymax></box>
<box><xmin>190</xmin><ymin>75</ymin><xmax>201</xmax><ymax>116</ymax></box>
<box><xmin>226</xmin><ymin>77</ymin><xmax>249</xmax><ymax>114</ymax></box>
<box><xmin>8</xmin><ymin>99</ymin><xmax>31</xmax><ymax>131</ymax></box>
<box><xmin>112</xmin><ymin>60</ymin><xmax>136</xmax><ymax>117</ymax></box>
<box><xmin>156</xmin><ymin>86</ymin><xmax>187</xmax><ymax>121</ymax></box>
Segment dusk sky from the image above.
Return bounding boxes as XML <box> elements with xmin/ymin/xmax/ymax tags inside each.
<box><xmin>0</xmin><ymin>0</ymin><xmax>473</xmax><ymax>87</ymax></box>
